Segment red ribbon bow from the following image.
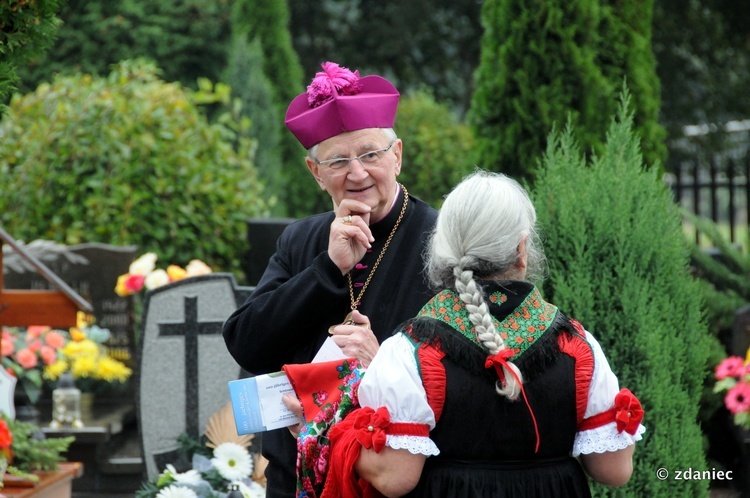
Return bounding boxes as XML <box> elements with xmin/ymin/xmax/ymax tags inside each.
<box><xmin>485</xmin><ymin>349</ymin><xmax>541</xmax><ymax>453</ymax></box>
<box><xmin>613</xmin><ymin>388</ymin><xmax>644</xmax><ymax>436</ymax></box>
<box><xmin>484</xmin><ymin>349</ymin><xmax>515</xmax><ymax>383</ymax></box>
<box><xmin>352</xmin><ymin>406</ymin><xmax>391</xmax><ymax>453</ymax></box>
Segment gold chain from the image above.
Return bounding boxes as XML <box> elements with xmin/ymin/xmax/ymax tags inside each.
<box><xmin>347</xmin><ymin>184</ymin><xmax>409</xmax><ymax>311</ymax></box>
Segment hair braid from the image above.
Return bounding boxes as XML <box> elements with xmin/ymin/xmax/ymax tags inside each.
<box><xmin>453</xmin><ymin>265</ymin><xmax>523</xmax><ymax>400</ymax></box>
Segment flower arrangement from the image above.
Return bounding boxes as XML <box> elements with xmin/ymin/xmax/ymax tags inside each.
<box><xmin>115</xmin><ymin>252</ymin><xmax>213</xmax><ymax>297</ymax></box>
<box><xmin>44</xmin><ymin>314</ymin><xmax>133</xmax><ymax>394</ymax></box>
<box><xmin>714</xmin><ymin>349</ymin><xmax>750</xmax><ymax>429</ymax></box>
<box><xmin>0</xmin><ymin>413</ymin><xmax>74</xmax><ymax>487</ymax></box>
<box><xmin>0</xmin><ymin>417</ymin><xmax>11</xmax><ymax>482</ymax></box>
<box><xmin>1</xmin><ymin>313</ymin><xmax>133</xmax><ymax>402</ymax></box>
<box><xmin>1</xmin><ymin>325</ymin><xmax>67</xmax><ymax>404</ymax></box>
<box><xmin>137</xmin><ymin>403</ymin><xmax>266</xmax><ymax>498</ymax></box>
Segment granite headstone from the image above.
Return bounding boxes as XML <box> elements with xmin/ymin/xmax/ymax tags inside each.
<box><xmin>3</xmin><ymin>241</ymin><xmax>137</xmax><ymax>366</ymax></box>
<box><xmin>137</xmin><ymin>273</ymin><xmax>253</xmax><ymax>479</ymax></box>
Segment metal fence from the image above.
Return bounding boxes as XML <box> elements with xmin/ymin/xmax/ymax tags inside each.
<box><xmin>665</xmin><ymin>121</ymin><xmax>750</xmax><ymax>247</ymax></box>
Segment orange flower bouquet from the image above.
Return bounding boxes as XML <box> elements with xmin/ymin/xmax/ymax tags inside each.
<box><xmin>1</xmin><ymin>326</ymin><xmax>67</xmax><ymax>404</ymax></box>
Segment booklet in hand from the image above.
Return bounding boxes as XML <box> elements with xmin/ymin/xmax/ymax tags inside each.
<box><xmin>228</xmin><ymin>371</ymin><xmax>302</xmax><ymax>435</ymax></box>
<box><xmin>229</xmin><ymin>337</ymin><xmax>349</xmax><ymax>435</ymax></box>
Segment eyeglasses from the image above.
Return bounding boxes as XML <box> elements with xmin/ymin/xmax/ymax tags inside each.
<box><xmin>315</xmin><ymin>141</ymin><xmax>396</xmax><ymax>176</ymax></box>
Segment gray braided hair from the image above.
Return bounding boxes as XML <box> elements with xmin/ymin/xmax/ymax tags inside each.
<box><xmin>425</xmin><ymin>170</ymin><xmax>546</xmax><ymax>400</ymax></box>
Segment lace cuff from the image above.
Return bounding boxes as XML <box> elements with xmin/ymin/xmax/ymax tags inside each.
<box><xmin>572</xmin><ymin>421</ymin><xmax>645</xmax><ymax>457</ymax></box>
<box><xmin>387</xmin><ymin>434</ymin><xmax>440</xmax><ymax>456</ymax></box>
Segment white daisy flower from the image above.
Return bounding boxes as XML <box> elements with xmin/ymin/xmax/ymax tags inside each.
<box><xmin>211</xmin><ymin>442</ymin><xmax>253</xmax><ymax>481</ymax></box>
<box><xmin>234</xmin><ymin>480</ymin><xmax>267</xmax><ymax>498</ymax></box>
<box><xmin>155</xmin><ymin>484</ymin><xmax>199</xmax><ymax>498</ymax></box>
<box><xmin>165</xmin><ymin>464</ymin><xmax>203</xmax><ymax>485</ymax></box>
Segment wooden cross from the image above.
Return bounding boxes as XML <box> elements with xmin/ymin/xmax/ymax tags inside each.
<box><xmin>0</xmin><ymin>226</ymin><xmax>92</xmax><ymax>328</ymax></box>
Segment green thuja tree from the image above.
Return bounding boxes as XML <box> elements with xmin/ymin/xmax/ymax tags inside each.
<box><xmin>231</xmin><ymin>0</ymin><xmax>314</xmax><ymax>217</ymax></box>
<box><xmin>469</xmin><ymin>0</ymin><xmax>665</xmax><ymax>182</ymax></box>
<box><xmin>533</xmin><ymin>91</ymin><xmax>714</xmax><ymax>497</ymax></box>
<box><xmin>15</xmin><ymin>0</ymin><xmax>232</xmax><ymax>94</ymax></box>
<box><xmin>0</xmin><ymin>59</ymin><xmax>268</xmax><ymax>277</ymax></box>
<box><xmin>223</xmin><ymin>35</ymin><xmax>284</xmax><ymax>213</ymax></box>
<box><xmin>395</xmin><ymin>90</ymin><xmax>476</xmax><ymax>208</ymax></box>
<box><xmin>0</xmin><ymin>0</ymin><xmax>64</xmax><ymax>115</ymax></box>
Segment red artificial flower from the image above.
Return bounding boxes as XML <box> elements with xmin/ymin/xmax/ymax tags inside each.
<box><xmin>124</xmin><ymin>274</ymin><xmax>146</xmax><ymax>293</ymax></box>
<box><xmin>1</xmin><ymin>336</ymin><xmax>14</xmax><ymax>357</ymax></box>
<box><xmin>15</xmin><ymin>348</ymin><xmax>38</xmax><ymax>369</ymax></box>
<box><xmin>352</xmin><ymin>406</ymin><xmax>390</xmax><ymax>453</ymax></box>
<box><xmin>0</xmin><ymin>418</ymin><xmax>13</xmax><ymax>460</ymax></box>
<box><xmin>715</xmin><ymin>356</ymin><xmax>746</xmax><ymax>380</ymax></box>
<box><xmin>725</xmin><ymin>382</ymin><xmax>750</xmax><ymax>415</ymax></box>
<box><xmin>613</xmin><ymin>388</ymin><xmax>644</xmax><ymax>435</ymax></box>
<box><xmin>44</xmin><ymin>330</ymin><xmax>66</xmax><ymax>350</ymax></box>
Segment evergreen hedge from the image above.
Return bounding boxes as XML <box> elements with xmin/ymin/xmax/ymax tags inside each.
<box><xmin>532</xmin><ymin>91</ymin><xmax>713</xmax><ymax>497</ymax></box>
<box><xmin>14</xmin><ymin>0</ymin><xmax>232</xmax><ymax>95</ymax></box>
<box><xmin>0</xmin><ymin>59</ymin><xmax>268</xmax><ymax>278</ymax></box>
<box><xmin>231</xmin><ymin>0</ymin><xmax>313</xmax><ymax>217</ymax></box>
<box><xmin>395</xmin><ymin>90</ymin><xmax>476</xmax><ymax>208</ymax></box>
<box><xmin>0</xmin><ymin>0</ymin><xmax>63</xmax><ymax>115</ymax></box>
<box><xmin>469</xmin><ymin>0</ymin><xmax>665</xmax><ymax>182</ymax></box>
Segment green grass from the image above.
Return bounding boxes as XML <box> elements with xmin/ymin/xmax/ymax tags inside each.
<box><xmin>682</xmin><ymin>220</ymin><xmax>749</xmax><ymax>252</ymax></box>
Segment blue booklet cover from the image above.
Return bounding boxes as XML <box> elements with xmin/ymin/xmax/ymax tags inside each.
<box><xmin>228</xmin><ymin>372</ymin><xmax>302</xmax><ymax>435</ymax></box>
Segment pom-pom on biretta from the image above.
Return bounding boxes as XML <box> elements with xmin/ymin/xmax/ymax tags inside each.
<box><xmin>285</xmin><ymin>61</ymin><xmax>400</xmax><ymax>148</ymax></box>
<box><xmin>307</xmin><ymin>62</ymin><xmax>363</xmax><ymax>108</ymax></box>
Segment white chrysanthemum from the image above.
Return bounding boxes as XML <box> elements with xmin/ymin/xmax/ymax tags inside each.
<box><xmin>165</xmin><ymin>464</ymin><xmax>202</xmax><ymax>485</ymax></box>
<box><xmin>234</xmin><ymin>480</ymin><xmax>266</xmax><ymax>498</ymax></box>
<box><xmin>129</xmin><ymin>252</ymin><xmax>158</xmax><ymax>275</ymax></box>
<box><xmin>155</xmin><ymin>485</ymin><xmax>199</xmax><ymax>498</ymax></box>
<box><xmin>211</xmin><ymin>442</ymin><xmax>253</xmax><ymax>481</ymax></box>
<box><xmin>145</xmin><ymin>268</ymin><xmax>170</xmax><ymax>289</ymax></box>
<box><xmin>185</xmin><ymin>259</ymin><xmax>212</xmax><ymax>276</ymax></box>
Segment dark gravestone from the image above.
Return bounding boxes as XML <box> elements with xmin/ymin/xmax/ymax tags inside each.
<box><xmin>137</xmin><ymin>273</ymin><xmax>253</xmax><ymax>479</ymax></box>
<box><xmin>3</xmin><ymin>242</ymin><xmax>137</xmax><ymax>367</ymax></box>
<box><xmin>243</xmin><ymin>218</ymin><xmax>295</xmax><ymax>286</ymax></box>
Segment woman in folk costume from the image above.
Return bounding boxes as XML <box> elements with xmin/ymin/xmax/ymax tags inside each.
<box><xmin>317</xmin><ymin>170</ymin><xmax>645</xmax><ymax>497</ymax></box>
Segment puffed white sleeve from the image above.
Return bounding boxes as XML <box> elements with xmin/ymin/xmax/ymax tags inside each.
<box><xmin>572</xmin><ymin>330</ymin><xmax>646</xmax><ymax>457</ymax></box>
<box><xmin>358</xmin><ymin>332</ymin><xmax>440</xmax><ymax>456</ymax></box>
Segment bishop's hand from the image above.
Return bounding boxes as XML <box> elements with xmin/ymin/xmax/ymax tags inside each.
<box><xmin>328</xmin><ymin>199</ymin><xmax>374</xmax><ymax>275</ymax></box>
<box><xmin>328</xmin><ymin>310</ymin><xmax>379</xmax><ymax>367</ymax></box>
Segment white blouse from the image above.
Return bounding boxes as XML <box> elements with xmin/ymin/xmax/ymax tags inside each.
<box><xmin>358</xmin><ymin>329</ymin><xmax>645</xmax><ymax>457</ymax></box>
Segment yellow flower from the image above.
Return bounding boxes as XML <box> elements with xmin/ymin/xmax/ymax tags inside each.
<box><xmin>167</xmin><ymin>264</ymin><xmax>188</xmax><ymax>281</ymax></box>
<box><xmin>70</xmin><ymin>356</ymin><xmax>98</xmax><ymax>379</ymax></box>
<box><xmin>115</xmin><ymin>274</ymin><xmax>130</xmax><ymax>297</ymax></box>
<box><xmin>95</xmin><ymin>356</ymin><xmax>133</xmax><ymax>383</ymax></box>
<box><xmin>76</xmin><ymin>312</ymin><xmax>95</xmax><ymax>329</ymax></box>
<box><xmin>63</xmin><ymin>339</ymin><xmax>99</xmax><ymax>358</ymax></box>
<box><xmin>43</xmin><ymin>359</ymin><xmax>69</xmax><ymax>381</ymax></box>
<box><xmin>69</xmin><ymin>327</ymin><xmax>86</xmax><ymax>342</ymax></box>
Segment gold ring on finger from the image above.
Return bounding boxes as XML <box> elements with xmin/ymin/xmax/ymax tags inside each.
<box><xmin>342</xmin><ymin>215</ymin><xmax>353</xmax><ymax>225</ymax></box>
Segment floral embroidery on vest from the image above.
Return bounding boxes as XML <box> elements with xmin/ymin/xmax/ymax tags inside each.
<box><xmin>418</xmin><ymin>286</ymin><xmax>558</xmax><ymax>358</ymax></box>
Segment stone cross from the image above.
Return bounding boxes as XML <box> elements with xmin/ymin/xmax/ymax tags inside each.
<box><xmin>157</xmin><ymin>296</ymin><xmax>225</xmax><ymax>438</ymax></box>
<box><xmin>138</xmin><ymin>273</ymin><xmax>253</xmax><ymax>479</ymax></box>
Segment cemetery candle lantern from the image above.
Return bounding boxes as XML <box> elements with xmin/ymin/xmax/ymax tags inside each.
<box><xmin>50</xmin><ymin>372</ymin><xmax>84</xmax><ymax>429</ymax></box>
<box><xmin>226</xmin><ymin>484</ymin><xmax>244</xmax><ymax>498</ymax></box>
